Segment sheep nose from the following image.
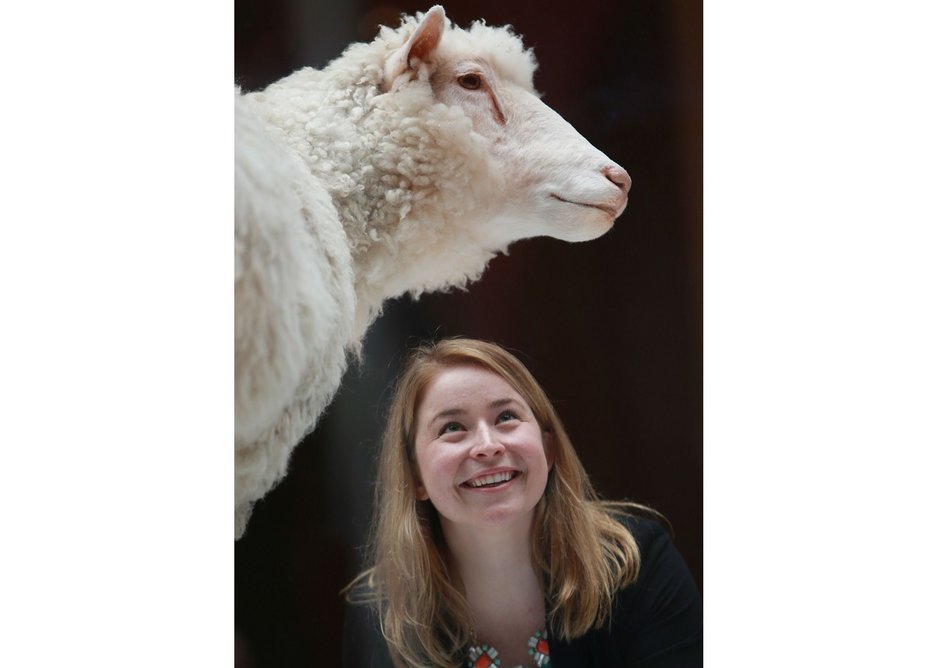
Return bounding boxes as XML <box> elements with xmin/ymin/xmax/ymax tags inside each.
<box><xmin>603</xmin><ymin>164</ymin><xmax>632</xmax><ymax>195</ymax></box>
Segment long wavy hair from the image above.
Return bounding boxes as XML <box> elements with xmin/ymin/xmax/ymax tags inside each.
<box><xmin>346</xmin><ymin>338</ymin><xmax>651</xmax><ymax>668</ymax></box>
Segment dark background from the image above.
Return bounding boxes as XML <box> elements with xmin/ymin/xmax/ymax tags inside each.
<box><xmin>234</xmin><ymin>1</ymin><xmax>701</xmax><ymax>666</ymax></box>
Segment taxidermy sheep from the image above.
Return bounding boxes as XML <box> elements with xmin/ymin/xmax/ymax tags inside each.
<box><xmin>235</xmin><ymin>5</ymin><xmax>631</xmax><ymax>538</ymax></box>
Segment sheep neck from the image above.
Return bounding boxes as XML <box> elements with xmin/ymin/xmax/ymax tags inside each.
<box><xmin>252</xmin><ymin>67</ymin><xmax>511</xmax><ymax>341</ymax></box>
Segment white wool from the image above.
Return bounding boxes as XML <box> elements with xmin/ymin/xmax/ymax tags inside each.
<box><xmin>235</xmin><ymin>6</ymin><xmax>630</xmax><ymax>537</ymax></box>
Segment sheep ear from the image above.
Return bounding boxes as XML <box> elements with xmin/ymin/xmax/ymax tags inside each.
<box><xmin>383</xmin><ymin>6</ymin><xmax>446</xmax><ymax>90</ymax></box>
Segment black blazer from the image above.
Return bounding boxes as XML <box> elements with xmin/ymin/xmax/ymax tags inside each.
<box><xmin>343</xmin><ymin>516</ymin><xmax>702</xmax><ymax>667</ymax></box>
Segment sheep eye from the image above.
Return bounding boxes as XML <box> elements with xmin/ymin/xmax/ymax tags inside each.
<box><xmin>458</xmin><ymin>73</ymin><xmax>483</xmax><ymax>90</ymax></box>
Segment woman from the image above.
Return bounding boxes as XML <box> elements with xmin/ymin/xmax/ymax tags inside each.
<box><xmin>344</xmin><ymin>338</ymin><xmax>702</xmax><ymax>667</ymax></box>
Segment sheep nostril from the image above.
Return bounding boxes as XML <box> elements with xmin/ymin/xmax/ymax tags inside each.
<box><xmin>603</xmin><ymin>165</ymin><xmax>631</xmax><ymax>194</ymax></box>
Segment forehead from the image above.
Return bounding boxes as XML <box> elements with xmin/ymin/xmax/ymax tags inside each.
<box><xmin>417</xmin><ymin>364</ymin><xmax>525</xmax><ymax>415</ymax></box>
<box><xmin>435</xmin><ymin>24</ymin><xmax>537</xmax><ymax>90</ymax></box>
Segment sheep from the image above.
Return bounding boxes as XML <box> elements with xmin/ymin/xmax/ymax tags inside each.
<box><xmin>235</xmin><ymin>5</ymin><xmax>631</xmax><ymax>538</ymax></box>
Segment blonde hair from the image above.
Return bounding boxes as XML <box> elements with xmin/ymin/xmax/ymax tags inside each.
<box><xmin>347</xmin><ymin>338</ymin><xmax>649</xmax><ymax>668</ymax></box>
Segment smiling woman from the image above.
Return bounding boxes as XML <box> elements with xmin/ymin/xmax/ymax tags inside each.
<box><xmin>413</xmin><ymin>364</ymin><xmax>553</xmax><ymax>532</ymax></box>
<box><xmin>343</xmin><ymin>338</ymin><xmax>702</xmax><ymax>668</ymax></box>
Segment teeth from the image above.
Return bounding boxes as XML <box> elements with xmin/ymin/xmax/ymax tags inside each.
<box><xmin>468</xmin><ymin>471</ymin><xmax>513</xmax><ymax>488</ymax></box>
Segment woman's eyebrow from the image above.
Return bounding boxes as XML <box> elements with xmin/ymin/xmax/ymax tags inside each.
<box><xmin>428</xmin><ymin>398</ymin><xmax>519</xmax><ymax>426</ymax></box>
<box><xmin>428</xmin><ymin>407</ymin><xmax>466</xmax><ymax>426</ymax></box>
<box><xmin>488</xmin><ymin>397</ymin><xmax>519</xmax><ymax>410</ymax></box>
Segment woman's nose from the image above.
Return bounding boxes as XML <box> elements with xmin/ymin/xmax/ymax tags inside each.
<box><xmin>471</xmin><ymin>424</ymin><xmax>504</xmax><ymax>458</ymax></box>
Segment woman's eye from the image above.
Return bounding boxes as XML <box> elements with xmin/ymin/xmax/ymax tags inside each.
<box><xmin>458</xmin><ymin>73</ymin><xmax>483</xmax><ymax>90</ymax></box>
<box><xmin>439</xmin><ymin>422</ymin><xmax>464</xmax><ymax>435</ymax></box>
<box><xmin>496</xmin><ymin>410</ymin><xmax>517</xmax><ymax>423</ymax></box>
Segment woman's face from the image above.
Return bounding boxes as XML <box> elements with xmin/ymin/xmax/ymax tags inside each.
<box><xmin>413</xmin><ymin>364</ymin><xmax>552</xmax><ymax>532</ymax></box>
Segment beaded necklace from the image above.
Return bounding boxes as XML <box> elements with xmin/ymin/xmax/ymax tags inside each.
<box><xmin>465</xmin><ymin>628</ymin><xmax>550</xmax><ymax>668</ymax></box>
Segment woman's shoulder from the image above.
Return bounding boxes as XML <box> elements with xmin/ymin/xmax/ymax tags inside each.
<box><xmin>559</xmin><ymin>506</ymin><xmax>701</xmax><ymax>666</ymax></box>
<box><xmin>620</xmin><ymin>512</ymin><xmax>670</xmax><ymax>542</ymax></box>
<box><xmin>613</xmin><ymin>509</ymin><xmax>703</xmax><ymax>665</ymax></box>
<box><xmin>602</xmin><ymin>503</ymin><xmax>673</xmax><ymax>550</ymax></box>
<box><xmin>610</xmin><ymin>508</ymin><xmax>693</xmax><ymax>592</ymax></box>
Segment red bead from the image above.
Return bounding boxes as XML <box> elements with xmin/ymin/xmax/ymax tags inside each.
<box><xmin>474</xmin><ymin>654</ymin><xmax>492</xmax><ymax>668</ymax></box>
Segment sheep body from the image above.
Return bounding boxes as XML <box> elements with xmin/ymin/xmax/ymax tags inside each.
<box><xmin>235</xmin><ymin>6</ymin><xmax>630</xmax><ymax>537</ymax></box>
<box><xmin>235</xmin><ymin>91</ymin><xmax>355</xmax><ymax>538</ymax></box>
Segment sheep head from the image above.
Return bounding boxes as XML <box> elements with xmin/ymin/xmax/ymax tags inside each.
<box><xmin>380</xmin><ymin>6</ymin><xmax>630</xmax><ymax>248</ymax></box>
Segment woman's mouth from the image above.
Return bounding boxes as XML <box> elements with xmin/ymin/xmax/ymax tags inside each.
<box><xmin>462</xmin><ymin>471</ymin><xmax>518</xmax><ymax>489</ymax></box>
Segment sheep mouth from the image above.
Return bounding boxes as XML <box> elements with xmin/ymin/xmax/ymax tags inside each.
<box><xmin>461</xmin><ymin>471</ymin><xmax>519</xmax><ymax>489</ymax></box>
<box><xmin>550</xmin><ymin>194</ymin><xmax>617</xmax><ymax>217</ymax></box>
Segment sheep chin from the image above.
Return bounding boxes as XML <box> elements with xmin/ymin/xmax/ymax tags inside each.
<box><xmin>539</xmin><ymin>199</ymin><xmax>618</xmax><ymax>243</ymax></box>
